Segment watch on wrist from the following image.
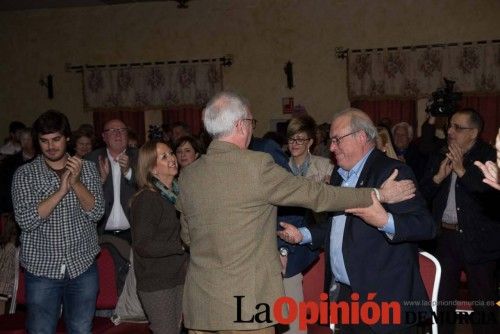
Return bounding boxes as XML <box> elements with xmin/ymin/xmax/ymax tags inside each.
<box><xmin>279</xmin><ymin>247</ymin><xmax>289</xmax><ymax>256</ymax></box>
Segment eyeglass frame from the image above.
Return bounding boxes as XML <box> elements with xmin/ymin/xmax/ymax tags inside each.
<box><xmin>242</xmin><ymin>118</ymin><xmax>258</xmax><ymax>129</ymax></box>
<box><xmin>330</xmin><ymin>130</ymin><xmax>361</xmax><ymax>146</ymax></box>
<box><xmin>103</xmin><ymin>127</ymin><xmax>128</xmax><ymax>135</ymax></box>
<box><xmin>287</xmin><ymin>137</ymin><xmax>311</xmax><ymax>145</ymax></box>
<box><xmin>447</xmin><ymin>123</ymin><xmax>475</xmax><ymax>132</ymax></box>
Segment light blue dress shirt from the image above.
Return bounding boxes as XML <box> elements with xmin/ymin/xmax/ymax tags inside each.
<box><xmin>300</xmin><ymin>149</ymin><xmax>394</xmax><ymax>285</ymax></box>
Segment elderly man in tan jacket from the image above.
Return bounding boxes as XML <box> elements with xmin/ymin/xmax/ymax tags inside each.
<box><xmin>176</xmin><ymin>91</ymin><xmax>415</xmax><ymax>333</ymax></box>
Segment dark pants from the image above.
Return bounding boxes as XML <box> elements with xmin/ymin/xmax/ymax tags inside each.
<box><xmin>435</xmin><ymin>229</ymin><xmax>499</xmax><ymax>334</ymax></box>
<box><xmin>334</xmin><ymin>283</ymin><xmax>418</xmax><ymax>334</ymax></box>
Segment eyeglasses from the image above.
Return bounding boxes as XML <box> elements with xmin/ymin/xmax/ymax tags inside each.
<box><xmin>243</xmin><ymin>118</ymin><xmax>257</xmax><ymax>129</ymax></box>
<box><xmin>447</xmin><ymin>123</ymin><xmax>475</xmax><ymax>132</ymax></box>
<box><xmin>288</xmin><ymin>137</ymin><xmax>311</xmax><ymax>145</ymax></box>
<box><xmin>330</xmin><ymin>130</ymin><xmax>360</xmax><ymax>146</ymax></box>
<box><xmin>103</xmin><ymin>127</ymin><xmax>128</xmax><ymax>135</ymax></box>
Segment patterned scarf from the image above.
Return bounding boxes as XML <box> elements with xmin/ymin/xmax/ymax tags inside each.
<box><xmin>289</xmin><ymin>153</ymin><xmax>312</xmax><ymax>177</ymax></box>
<box><xmin>153</xmin><ymin>177</ymin><xmax>179</xmax><ymax>204</ymax></box>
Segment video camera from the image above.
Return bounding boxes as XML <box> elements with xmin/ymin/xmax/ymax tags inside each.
<box><xmin>426</xmin><ymin>78</ymin><xmax>462</xmax><ymax>117</ymax></box>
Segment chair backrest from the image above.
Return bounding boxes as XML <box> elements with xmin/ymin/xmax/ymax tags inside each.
<box><xmin>418</xmin><ymin>251</ymin><xmax>441</xmax><ymax>334</ymax></box>
<box><xmin>302</xmin><ymin>251</ymin><xmax>325</xmax><ymax>304</ymax></box>
<box><xmin>96</xmin><ymin>247</ymin><xmax>119</xmax><ymax>309</ymax></box>
<box><xmin>302</xmin><ymin>251</ymin><xmax>334</xmax><ymax>334</ymax></box>
<box><xmin>8</xmin><ymin>249</ymin><xmax>23</xmax><ymax>314</ymax></box>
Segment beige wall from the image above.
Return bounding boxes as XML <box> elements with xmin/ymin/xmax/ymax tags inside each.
<box><xmin>1</xmin><ymin>0</ymin><xmax>499</xmax><ymax>140</ymax></box>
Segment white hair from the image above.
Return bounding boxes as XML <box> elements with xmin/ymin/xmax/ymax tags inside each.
<box><xmin>391</xmin><ymin>122</ymin><xmax>414</xmax><ymax>141</ymax></box>
<box><xmin>203</xmin><ymin>91</ymin><xmax>250</xmax><ymax>138</ymax></box>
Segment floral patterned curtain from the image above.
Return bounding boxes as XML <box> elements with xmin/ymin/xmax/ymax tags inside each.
<box><xmin>83</xmin><ymin>62</ymin><xmax>222</xmax><ymax>110</ymax></box>
<box><xmin>348</xmin><ymin>41</ymin><xmax>500</xmax><ymax>99</ymax></box>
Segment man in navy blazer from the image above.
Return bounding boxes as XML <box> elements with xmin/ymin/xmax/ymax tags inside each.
<box><xmin>85</xmin><ymin>119</ymin><xmax>138</xmax><ymax>243</ymax></box>
<box><xmin>280</xmin><ymin>108</ymin><xmax>436</xmax><ymax>334</ymax></box>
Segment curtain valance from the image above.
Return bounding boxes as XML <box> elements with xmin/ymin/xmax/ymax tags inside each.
<box><xmin>83</xmin><ymin>61</ymin><xmax>222</xmax><ymax>110</ymax></box>
<box><xmin>348</xmin><ymin>41</ymin><xmax>500</xmax><ymax>99</ymax></box>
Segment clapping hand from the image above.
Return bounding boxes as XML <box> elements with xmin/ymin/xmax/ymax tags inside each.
<box><xmin>66</xmin><ymin>156</ymin><xmax>82</xmax><ymax>186</ymax></box>
<box><xmin>59</xmin><ymin>169</ymin><xmax>71</xmax><ymax>195</ymax></box>
<box><xmin>117</xmin><ymin>152</ymin><xmax>130</xmax><ymax>176</ymax></box>
<box><xmin>446</xmin><ymin>143</ymin><xmax>466</xmax><ymax>176</ymax></box>
<box><xmin>474</xmin><ymin>160</ymin><xmax>500</xmax><ymax>191</ymax></box>
<box><xmin>433</xmin><ymin>156</ymin><xmax>452</xmax><ymax>184</ymax></box>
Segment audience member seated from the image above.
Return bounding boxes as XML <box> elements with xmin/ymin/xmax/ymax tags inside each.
<box><xmin>130</xmin><ymin>140</ymin><xmax>188</xmax><ymax>333</ymax></box>
<box><xmin>0</xmin><ymin>121</ymin><xmax>26</xmax><ymax>159</ymax></box>
<box><xmin>86</xmin><ymin>119</ymin><xmax>138</xmax><ymax>244</ymax></box>
<box><xmin>72</xmin><ymin>129</ymin><xmax>94</xmax><ymax>158</ymax></box>
<box><xmin>175</xmin><ymin>135</ymin><xmax>203</xmax><ymax>170</ymax></box>
<box><xmin>0</xmin><ymin>128</ymin><xmax>35</xmax><ymax>214</ymax></box>
<box><xmin>376</xmin><ymin>126</ymin><xmax>398</xmax><ymax>160</ymax></box>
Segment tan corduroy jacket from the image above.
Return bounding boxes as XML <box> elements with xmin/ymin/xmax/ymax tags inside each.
<box><xmin>176</xmin><ymin>140</ymin><xmax>373</xmax><ymax>331</ymax></box>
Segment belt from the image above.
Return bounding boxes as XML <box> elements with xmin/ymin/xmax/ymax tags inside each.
<box><xmin>441</xmin><ymin>222</ymin><xmax>460</xmax><ymax>231</ymax></box>
<box><xmin>105</xmin><ymin>229</ymin><xmax>129</xmax><ymax>235</ymax></box>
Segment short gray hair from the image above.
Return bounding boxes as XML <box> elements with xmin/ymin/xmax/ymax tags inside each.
<box><xmin>391</xmin><ymin>122</ymin><xmax>414</xmax><ymax>141</ymax></box>
<box><xmin>333</xmin><ymin>108</ymin><xmax>377</xmax><ymax>142</ymax></box>
<box><xmin>203</xmin><ymin>91</ymin><xmax>250</xmax><ymax>138</ymax></box>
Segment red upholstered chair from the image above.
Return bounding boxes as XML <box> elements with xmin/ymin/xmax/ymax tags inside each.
<box><xmin>418</xmin><ymin>251</ymin><xmax>441</xmax><ymax>334</ymax></box>
<box><xmin>302</xmin><ymin>251</ymin><xmax>333</xmax><ymax>334</ymax></box>
<box><xmin>91</xmin><ymin>247</ymin><xmax>119</xmax><ymax>334</ymax></box>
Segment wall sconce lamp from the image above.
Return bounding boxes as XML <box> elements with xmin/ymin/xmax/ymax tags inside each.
<box><xmin>335</xmin><ymin>47</ymin><xmax>349</xmax><ymax>59</ymax></box>
<box><xmin>221</xmin><ymin>54</ymin><xmax>233</xmax><ymax>67</ymax></box>
<box><xmin>39</xmin><ymin>75</ymin><xmax>54</xmax><ymax>99</ymax></box>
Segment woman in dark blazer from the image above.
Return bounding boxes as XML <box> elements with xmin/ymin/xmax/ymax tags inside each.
<box><xmin>130</xmin><ymin>140</ymin><xmax>188</xmax><ymax>333</ymax></box>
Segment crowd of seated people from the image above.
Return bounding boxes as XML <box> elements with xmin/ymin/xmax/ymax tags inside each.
<box><xmin>0</xmin><ymin>103</ymin><xmax>499</xmax><ymax>334</ymax></box>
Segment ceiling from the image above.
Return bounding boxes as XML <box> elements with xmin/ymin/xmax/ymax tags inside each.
<box><xmin>0</xmin><ymin>0</ymin><xmax>189</xmax><ymax>11</ymax></box>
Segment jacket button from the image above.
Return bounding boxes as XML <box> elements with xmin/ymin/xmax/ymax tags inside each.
<box><xmin>456</xmin><ymin>207</ymin><xmax>460</xmax><ymax>211</ymax></box>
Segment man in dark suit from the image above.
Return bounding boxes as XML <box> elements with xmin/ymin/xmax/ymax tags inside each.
<box><xmin>420</xmin><ymin>109</ymin><xmax>500</xmax><ymax>334</ymax></box>
<box><xmin>280</xmin><ymin>108</ymin><xmax>436</xmax><ymax>333</ymax></box>
<box><xmin>85</xmin><ymin>119</ymin><xmax>138</xmax><ymax>243</ymax></box>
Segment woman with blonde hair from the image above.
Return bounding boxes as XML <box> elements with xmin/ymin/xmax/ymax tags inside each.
<box><xmin>377</xmin><ymin>126</ymin><xmax>398</xmax><ymax>160</ymax></box>
<box><xmin>130</xmin><ymin>140</ymin><xmax>188</xmax><ymax>333</ymax></box>
<box><xmin>280</xmin><ymin>114</ymin><xmax>334</xmax><ymax>334</ymax></box>
<box><xmin>287</xmin><ymin>115</ymin><xmax>334</xmax><ymax>182</ymax></box>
